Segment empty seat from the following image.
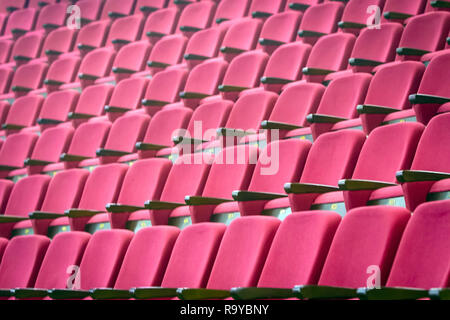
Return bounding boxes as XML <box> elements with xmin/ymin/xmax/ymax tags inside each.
<box><xmin>0</xmin><ymin>0</ymin><xmax>26</xmax><ymax>13</ymax></box>
<box><xmin>396</xmin><ymin>12</ymin><xmax>450</xmax><ymax>61</ymax></box>
<box><xmin>34</xmin><ymin>3</ymin><xmax>67</xmax><ymax>35</ymax></box>
<box><xmin>44</xmin><ymin>56</ymin><xmax>81</xmax><ymax>93</ymax></box>
<box><xmin>180</xmin><ymin>58</ymin><xmax>228</xmax><ymax>109</ymax></box>
<box><xmin>100</xmin><ymin>0</ymin><xmax>136</xmax><ymax>20</ymax></box>
<box><xmin>0</xmin><ymin>39</ymin><xmax>13</xmax><ymax>64</ymax></box>
<box><xmin>298</xmin><ymin>2</ymin><xmax>344</xmax><ymax>45</ymax></box>
<box><xmin>135</xmin><ymin>0</ymin><xmax>169</xmax><ymax>16</ymax></box>
<box><xmin>338</xmin><ymin>0</ymin><xmax>387</xmax><ymax>35</ymax></box>
<box><xmin>219</xmin><ymin>50</ymin><xmax>269</xmax><ymax>101</ymax></box>
<box><xmin>0</xmin><ymin>68</ymin><xmax>13</xmax><ymax>95</ymax></box>
<box><xmin>2</xmin><ymin>95</ymin><xmax>44</xmax><ymax>133</ymax></box>
<box><xmin>142</xmin><ymin>7</ymin><xmax>180</xmax><ymax>45</ymax></box>
<box><xmin>176</xmin><ymin>1</ymin><xmax>216</xmax><ymax>38</ymax></box>
<box><xmin>220</xmin><ymin>17</ymin><xmax>263</xmax><ymax>62</ymax></box>
<box><xmin>302</xmin><ymin>33</ymin><xmax>356</xmax><ymax>83</ymax></box>
<box><xmin>76</xmin><ymin>47</ymin><xmax>116</xmax><ymax>89</ymax></box>
<box><xmin>41</xmin><ymin>27</ymin><xmax>77</xmax><ymax>64</ymax></box>
<box><xmin>261</xmin><ymin>42</ymin><xmax>311</xmax><ymax>93</ymax></box>
<box><xmin>37</xmin><ymin>91</ymin><xmax>79</xmax><ymax>131</ymax></box>
<box><xmin>0</xmin><ymin>132</ymin><xmax>38</xmax><ymax>178</ymax></box>
<box><xmin>257</xmin><ymin>11</ymin><xmax>302</xmax><ymax>54</ymax></box>
<box><xmin>2</xmin><ymin>8</ymin><xmax>37</xmax><ymax>40</ymax></box>
<box><xmin>358</xmin><ymin>61</ymin><xmax>425</xmax><ymax>134</ymax></box>
<box><xmin>0</xmin><ymin>101</ymin><xmax>10</xmax><ymax>127</ymax></box>
<box><xmin>2</xmin><ymin>62</ymin><xmax>48</xmax><ymax>99</ymax></box>
<box><xmin>105</xmin><ymin>77</ymin><xmax>149</xmax><ymax>122</ymax></box>
<box><xmin>74</xmin><ymin>20</ymin><xmax>110</xmax><ymax>57</ymax></box>
<box><xmin>382</xmin><ymin>0</ymin><xmax>427</xmax><ymax>24</ymax></box>
<box><xmin>106</xmin><ymin>15</ymin><xmax>145</xmax><ymax>51</ymax></box>
<box><xmin>147</xmin><ymin>35</ymin><xmax>188</xmax><ymax>75</ymax></box>
<box><xmin>9</xmin><ymin>31</ymin><xmax>44</xmax><ymax>68</ymax></box>
<box><xmin>286</xmin><ymin>0</ymin><xmax>321</xmax><ymax>12</ymax></box>
<box><xmin>111</xmin><ymin>41</ymin><xmax>152</xmax><ymax>83</ymax></box>
<box><xmin>213</xmin><ymin>0</ymin><xmax>250</xmax><ymax>24</ymax></box>
<box><xmin>77</xmin><ymin>0</ymin><xmax>104</xmax><ymax>25</ymax></box>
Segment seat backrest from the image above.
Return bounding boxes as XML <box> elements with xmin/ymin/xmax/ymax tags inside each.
<box><xmin>78</xmin><ymin>47</ymin><xmax>116</xmax><ymax>78</ymax></box>
<box><xmin>104</xmin><ymin>113</ymin><xmax>150</xmax><ymax>152</ymax></box>
<box><xmin>67</xmin><ymin>121</ymin><xmax>111</xmax><ymax>158</ymax></box>
<box><xmin>35</xmin><ymin>3</ymin><xmax>67</xmax><ymax>31</ymax></box>
<box><xmin>5</xmin><ymin>95</ymin><xmax>45</xmax><ymax>127</ymax></box>
<box><xmin>29</xmin><ymin>126</ymin><xmax>74</xmax><ymax>163</ymax></box>
<box><xmin>100</xmin><ymin>0</ymin><xmax>135</xmax><ymax>20</ymax></box>
<box><xmin>249</xmin><ymin>0</ymin><xmax>286</xmax><ymax>17</ymax></box>
<box><xmin>73</xmin><ymin>84</ymin><xmax>114</xmax><ymax>116</ymax></box>
<box><xmin>39</xmin><ymin>90</ymin><xmax>80</xmax><ymax>123</ymax></box>
<box><xmin>299</xmin><ymin>2</ymin><xmax>344</xmax><ymax>38</ymax></box>
<box><xmin>0</xmin><ymin>132</ymin><xmax>39</xmax><ymax>169</ymax></box>
<box><xmin>183</xmin><ymin>57</ymin><xmax>228</xmax><ymax>96</ymax></box>
<box><xmin>113</xmin><ymin>40</ymin><xmax>151</xmax><ymax>72</ymax></box>
<box><xmin>142</xmin><ymin>7</ymin><xmax>179</xmax><ymax>42</ymax></box>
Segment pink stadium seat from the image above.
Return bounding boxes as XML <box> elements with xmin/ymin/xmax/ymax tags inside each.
<box><xmin>34</xmin><ymin>3</ymin><xmax>68</xmax><ymax>35</ymax></box>
<box><xmin>1</xmin><ymin>8</ymin><xmax>37</xmax><ymax>41</ymax></box>
<box><xmin>338</xmin><ymin>0</ymin><xmax>387</xmax><ymax>35</ymax></box>
<box><xmin>249</xmin><ymin>0</ymin><xmax>286</xmax><ymax>19</ymax></box>
<box><xmin>2</xmin><ymin>62</ymin><xmax>48</xmax><ymax>99</ymax></box>
<box><xmin>41</xmin><ymin>27</ymin><xmax>77</xmax><ymax>64</ymax></box>
<box><xmin>142</xmin><ymin>7</ymin><xmax>180</xmax><ymax>45</ymax></box>
<box><xmin>382</xmin><ymin>0</ymin><xmax>427</xmax><ymax>24</ymax></box>
<box><xmin>176</xmin><ymin>1</ymin><xmax>216</xmax><ymax>38</ymax></box>
<box><xmin>37</xmin><ymin>91</ymin><xmax>79</xmax><ymax>131</ymax></box>
<box><xmin>9</xmin><ymin>31</ymin><xmax>44</xmax><ymax>68</ymax></box>
<box><xmin>111</xmin><ymin>41</ymin><xmax>152</xmax><ymax>83</ymax></box>
<box><xmin>0</xmin><ymin>39</ymin><xmax>13</xmax><ymax>64</ymax></box>
<box><xmin>146</xmin><ymin>35</ymin><xmax>188</xmax><ymax>75</ymax></box>
<box><xmin>298</xmin><ymin>2</ymin><xmax>344</xmax><ymax>45</ymax></box>
<box><xmin>261</xmin><ymin>42</ymin><xmax>311</xmax><ymax>93</ymax></box>
<box><xmin>286</xmin><ymin>0</ymin><xmax>321</xmax><ymax>12</ymax></box>
<box><xmin>100</xmin><ymin>0</ymin><xmax>136</xmax><ymax>20</ymax></box>
<box><xmin>0</xmin><ymin>68</ymin><xmax>13</xmax><ymax>94</ymax></box>
<box><xmin>0</xmin><ymin>132</ymin><xmax>38</xmax><ymax>177</ymax></box>
<box><xmin>2</xmin><ymin>95</ymin><xmax>44</xmax><ymax>134</ymax></box>
<box><xmin>44</xmin><ymin>56</ymin><xmax>81</xmax><ymax>93</ymax></box>
<box><xmin>74</xmin><ymin>20</ymin><xmax>110</xmax><ymax>57</ymax></box>
<box><xmin>0</xmin><ymin>180</ymin><xmax>14</xmax><ymax>214</ymax></box>
<box><xmin>106</xmin><ymin>15</ymin><xmax>145</xmax><ymax>51</ymax></box>
<box><xmin>135</xmin><ymin>0</ymin><xmax>169</xmax><ymax>16</ymax></box>
<box><xmin>76</xmin><ymin>47</ymin><xmax>116</xmax><ymax>89</ymax></box>
<box><xmin>77</xmin><ymin>0</ymin><xmax>104</xmax><ymax>26</ymax></box>
<box><xmin>213</xmin><ymin>0</ymin><xmax>250</xmax><ymax>24</ymax></box>
<box><xmin>0</xmin><ymin>0</ymin><xmax>26</xmax><ymax>14</ymax></box>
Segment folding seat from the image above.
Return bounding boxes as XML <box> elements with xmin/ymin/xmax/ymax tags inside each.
<box><xmin>426</xmin><ymin>0</ymin><xmax>450</xmax><ymax>12</ymax></box>
<box><xmin>0</xmin><ymin>40</ymin><xmax>13</xmax><ymax>64</ymax></box>
<box><xmin>44</xmin><ymin>56</ymin><xmax>81</xmax><ymax>93</ymax></box>
<box><xmin>338</xmin><ymin>0</ymin><xmax>387</xmax><ymax>35</ymax></box>
<box><xmin>0</xmin><ymin>62</ymin><xmax>48</xmax><ymax>99</ymax></box>
<box><xmin>219</xmin><ymin>18</ymin><xmax>263</xmax><ymax>62</ymax></box>
<box><xmin>36</xmin><ymin>90</ymin><xmax>80</xmax><ymax>131</ymax></box>
<box><xmin>106</xmin><ymin>15</ymin><xmax>145</xmax><ymax>52</ymax></box>
<box><xmin>109</xmin><ymin>41</ymin><xmax>151</xmax><ymax>83</ymax></box>
<box><xmin>141</xmin><ymin>69</ymin><xmax>188</xmax><ymax>117</ymax></box>
<box><xmin>421</xmin><ymin>31</ymin><xmax>450</xmax><ymax>63</ymax></box>
<box><xmin>77</xmin><ymin>0</ymin><xmax>104</xmax><ymax>26</ymax></box>
<box><xmin>129</xmin><ymin>222</ymin><xmax>225</xmax><ymax>300</ymax></box>
<box><xmin>135</xmin><ymin>0</ymin><xmax>170</xmax><ymax>16</ymax></box>
<box><xmin>74</xmin><ymin>20</ymin><xmax>111</xmax><ymax>57</ymax></box>
<box><xmin>0</xmin><ymin>235</ymin><xmax>50</xmax><ymax>297</ymax></box>
<box><xmin>357</xmin><ymin>200</ymin><xmax>450</xmax><ymax>300</ymax></box>
<box><xmin>176</xmin><ymin>216</ymin><xmax>280</xmax><ymax>300</ymax></box>
<box><xmin>34</xmin><ymin>3</ymin><xmax>68</xmax><ymax>35</ymax></box>
<box><xmin>180</xmin><ymin>58</ymin><xmax>228</xmax><ymax>109</ymax></box>
<box><xmin>0</xmin><ymin>68</ymin><xmax>13</xmax><ymax>95</ymax></box>
<box><xmin>285</xmin><ymin>0</ymin><xmax>321</xmax><ymax>12</ymax></box>
<box><xmin>297</xmin><ymin>2</ymin><xmax>344</xmax><ymax>46</ymax></box>
<box><xmin>0</xmin><ymin>0</ymin><xmax>26</xmax><ymax>14</ymax></box>
<box><xmin>141</xmin><ymin>7</ymin><xmax>180</xmax><ymax>45</ymax></box>
<box><xmin>100</xmin><ymin>0</ymin><xmax>136</xmax><ymax>20</ymax></box>
<box><xmin>302</xmin><ymin>33</ymin><xmax>356</xmax><ymax>84</ymax></box>
<box><xmin>146</xmin><ymin>35</ymin><xmax>188</xmax><ymax>75</ymax></box>
<box><xmin>8</xmin><ymin>31</ymin><xmax>44</xmax><ymax>68</ymax></box>
<box><xmin>104</xmin><ymin>77</ymin><xmax>149</xmax><ymax>122</ymax></box>
<box><xmin>395</xmin><ymin>113</ymin><xmax>450</xmax><ymax>211</ymax></box>
<box><xmin>183</xmin><ymin>26</ymin><xmax>227</xmax><ymax>69</ymax></box>
<box><xmin>213</xmin><ymin>0</ymin><xmax>250</xmax><ymax>24</ymax></box>
<box><xmin>346</xmin><ymin>23</ymin><xmax>403</xmax><ymax>74</ymax></box>
<box><xmin>257</xmin><ymin>11</ymin><xmax>302</xmax><ymax>55</ymax></box>
<box><xmin>0</xmin><ymin>132</ymin><xmax>38</xmax><ymax>179</ymax></box>
<box><xmin>408</xmin><ymin>51</ymin><xmax>450</xmax><ymax>124</ymax></box>
<box><xmin>73</xmin><ymin>47</ymin><xmax>116</xmax><ymax>90</ymax></box>
<box><xmin>396</xmin><ymin>12</ymin><xmax>450</xmax><ymax>61</ymax></box>
<box><xmin>134</xmin><ymin>105</ymin><xmax>193</xmax><ymax>160</ymax></box>
<box><xmin>291</xmin><ymin>205</ymin><xmax>410</xmax><ymax>300</ymax></box>
<box><xmin>248</xmin><ymin>0</ymin><xmax>286</xmax><ymax>19</ymax></box>
<box><xmin>260</xmin><ymin>42</ymin><xmax>311</xmax><ymax>93</ymax></box>
<box><xmin>230</xmin><ymin>211</ymin><xmax>341</xmax><ymax>300</ymax></box>
<box><xmin>175</xmin><ymin>1</ymin><xmax>216</xmax><ymax>38</ymax></box>
<box><xmin>219</xmin><ymin>50</ymin><xmax>269</xmax><ymax>101</ymax></box>
<box><xmin>305</xmin><ymin>73</ymin><xmax>371</xmax><ymax>140</ymax></box>
<box><xmin>47</xmin><ymin>229</ymin><xmax>134</xmax><ymax>300</ymax></box>
<box><xmin>0</xmin><ymin>174</ymin><xmax>50</xmax><ymax>238</ymax></box>
<box><xmin>1</xmin><ymin>8</ymin><xmax>37</xmax><ymax>41</ymax></box>
<box><xmin>2</xmin><ymin>95</ymin><xmax>45</xmax><ymax>134</ymax></box>
<box><xmin>68</xmin><ymin>84</ymin><xmax>114</xmax><ymax>126</ymax></box>
<box><xmin>3</xmin><ymin>231</ymin><xmax>90</xmax><ymax>300</ymax></box>
<box><xmin>357</xmin><ymin>61</ymin><xmax>425</xmax><ymax>134</ymax></box>
<box><xmin>41</xmin><ymin>27</ymin><xmax>77</xmax><ymax>64</ymax></box>
<box><xmin>381</xmin><ymin>0</ymin><xmax>427</xmax><ymax>24</ymax></box>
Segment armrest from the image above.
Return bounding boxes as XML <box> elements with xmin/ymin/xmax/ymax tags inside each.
<box><xmin>259</xmin><ymin>38</ymin><xmax>285</xmax><ymax>47</ymax></box>
<box><xmin>65</xmin><ymin>209</ymin><xmax>105</xmax><ymax>218</ymax></box>
<box><xmin>112</xmin><ymin>67</ymin><xmax>135</xmax><ymax>74</ymax></box>
<box><xmin>302</xmin><ymin>67</ymin><xmax>335</xmax><ymax>76</ymax></box>
<box><xmin>230</xmin><ymin>287</ymin><xmax>294</xmax><ymax>300</ymax></box>
<box><xmin>252</xmin><ymin>11</ymin><xmax>272</xmax><ymax>18</ymax></box>
<box><xmin>260</xmin><ymin>77</ymin><xmax>292</xmax><ymax>85</ymax></box>
<box><xmin>298</xmin><ymin>30</ymin><xmax>327</xmax><ymax>38</ymax></box>
<box><xmin>67</xmin><ymin>112</ymin><xmax>95</xmax><ymax>120</ymax></box>
<box><xmin>396</xmin><ymin>48</ymin><xmax>430</xmax><ymax>56</ymax></box>
<box><xmin>183</xmin><ymin>53</ymin><xmax>209</xmax><ymax>61</ymax></box>
<box><xmin>284</xmin><ymin>183</ymin><xmax>340</xmax><ymax>194</ymax></box>
<box><xmin>431</xmin><ymin>0</ymin><xmax>450</xmax><ymax>8</ymax></box>
<box><xmin>144</xmin><ymin>200</ymin><xmax>185</xmax><ymax>210</ymax></box>
<box><xmin>2</xmin><ymin>123</ymin><xmax>26</xmax><ymax>130</ymax></box>
<box><xmin>338</xmin><ymin>179</ymin><xmax>397</xmax><ymax>191</ymax></box>
<box><xmin>111</xmin><ymin>39</ymin><xmax>131</xmax><ymax>45</ymax></box>
<box><xmin>104</xmin><ymin>105</ymin><xmax>130</xmax><ymax>113</ymax></box>
<box><xmin>409</xmin><ymin>93</ymin><xmax>450</xmax><ymax>105</ymax></box>
<box><xmin>90</xmin><ymin>288</ymin><xmax>132</xmax><ymax>300</ymax></box>
<box><xmin>289</xmin><ymin>3</ymin><xmax>310</xmax><ymax>11</ymax></box>
<box><xmin>185</xmin><ymin>196</ymin><xmax>233</xmax><ymax>206</ymax></box>
<box><xmin>24</xmin><ymin>158</ymin><xmax>53</xmax><ymax>166</ymax></box>
<box><xmin>216</xmin><ymin>18</ymin><xmax>229</xmax><ymax>24</ymax></box>
<box><xmin>338</xmin><ymin>21</ymin><xmax>367</xmax><ymax>30</ymax></box>
<box><xmin>146</xmin><ymin>31</ymin><xmax>166</xmax><ymax>39</ymax></box>
<box><xmin>0</xmin><ymin>289</ymin><xmax>13</xmax><ymax>297</ymax></box>
<box><xmin>172</xmin><ymin>136</ymin><xmax>206</xmax><ymax>145</ymax></box>
<box><xmin>131</xmin><ymin>287</ymin><xmax>178</xmax><ymax>299</ymax></box>
<box><xmin>218</xmin><ymin>85</ymin><xmax>249</xmax><ymax>93</ymax></box>
<box><xmin>383</xmin><ymin>11</ymin><xmax>413</xmax><ymax>20</ymax></box>
<box><xmin>43</xmin><ymin>79</ymin><xmax>65</xmax><ymax>86</ymax></box>
<box><xmin>12</xmin><ymin>288</ymin><xmax>49</xmax><ymax>299</ymax></box>
<box><xmin>106</xmin><ymin>203</ymin><xmax>146</xmax><ymax>213</ymax></box>
<box><xmin>11</xmin><ymin>86</ymin><xmax>32</xmax><ymax>92</ymax></box>
<box><xmin>0</xmin><ymin>215</ymin><xmax>28</xmax><ymax>223</ymax></box>
<box><xmin>260</xmin><ymin>120</ymin><xmax>301</xmax><ymax>131</ymax></box>
<box><xmin>11</xmin><ymin>28</ymin><xmax>28</xmax><ymax>35</ymax></box>
<box><xmin>396</xmin><ymin>170</ymin><xmax>450</xmax><ymax>184</ymax></box>
<box><xmin>179</xmin><ymin>26</ymin><xmax>202</xmax><ymax>33</ymax></box>
<box><xmin>147</xmin><ymin>61</ymin><xmax>170</xmax><ymax>68</ymax></box>
<box><xmin>293</xmin><ymin>285</ymin><xmax>358</xmax><ymax>300</ymax></box>
<box><xmin>231</xmin><ymin>190</ymin><xmax>287</xmax><ymax>202</ymax></box>
<box><xmin>13</xmin><ymin>55</ymin><xmax>32</xmax><ymax>62</ymax></box>
<box><xmin>0</xmin><ymin>165</ymin><xmax>21</xmax><ymax>171</ymax></box>
<box><xmin>140</xmin><ymin>6</ymin><xmax>158</xmax><ymax>13</ymax></box>
<box><xmin>96</xmin><ymin>149</ymin><xmax>131</xmax><ymax>157</ymax></box>
<box><xmin>45</xmin><ymin>49</ymin><xmax>63</xmax><ymax>57</ymax></box>
<box><xmin>356</xmin><ymin>104</ymin><xmax>399</xmax><ymax>115</ymax></box>
<box><xmin>77</xmin><ymin>44</ymin><xmax>97</xmax><ymax>51</ymax></box>
<box><xmin>349</xmin><ymin>58</ymin><xmax>383</xmax><ymax>67</ymax></box>
<box><xmin>60</xmin><ymin>153</ymin><xmax>90</xmax><ymax>162</ymax></box>
<box><xmin>42</xmin><ymin>23</ymin><xmax>59</xmax><ymax>31</ymax></box>
<box><xmin>220</xmin><ymin>47</ymin><xmax>246</xmax><ymax>54</ymax></box>
<box><xmin>179</xmin><ymin>91</ymin><xmax>210</xmax><ymax>99</ymax></box>
<box><xmin>78</xmin><ymin>73</ymin><xmax>99</xmax><ymax>81</ymax></box>
<box><xmin>176</xmin><ymin>288</ymin><xmax>230</xmax><ymax>300</ymax></box>
<box><xmin>141</xmin><ymin>99</ymin><xmax>169</xmax><ymax>107</ymax></box>
<box><xmin>29</xmin><ymin>212</ymin><xmax>65</xmax><ymax>220</ymax></box>
<box><xmin>306</xmin><ymin>114</ymin><xmax>348</xmax><ymax>124</ymax></box>
<box><xmin>48</xmin><ymin>289</ymin><xmax>91</xmax><ymax>300</ymax></box>
<box><xmin>216</xmin><ymin>127</ymin><xmax>248</xmax><ymax>137</ymax></box>
<box><xmin>135</xmin><ymin>142</ymin><xmax>168</xmax><ymax>151</ymax></box>
<box><xmin>108</xmin><ymin>12</ymin><xmax>126</xmax><ymax>19</ymax></box>
<box><xmin>356</xmin><ymin>287</ymin><xmax>429</xmax><ymax>300</ymax></box>
<box><xmin>37</xmin><ymin>118</ymin><xmax>63</xmax><ymax>125</ymax></box>
<box><xmin>429</xmin><ymin>288</ymin><xmax>450</xmax><ymax>300</ymax></box>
